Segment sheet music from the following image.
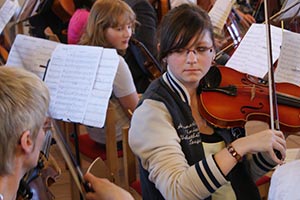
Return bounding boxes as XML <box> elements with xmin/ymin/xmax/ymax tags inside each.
<box><xmin>226</xmin><ymin>23</ymin><xmax>283</xmax><ymax>78</ymax></box>
<box><xmin>83</xmin><ymin>48</ymin><xmax>119</xmax><ymax>127</ymax></box>
<box><xmin>208</xmin><ymin>0</ymin><xmax>235</xmax><ymax>33</ymax></box>
<box><xmin>45</xmin><ymin>44</ymin><xmax>101</xmax><ymax>124</ymax></box>
<box><xmin>276</xmin><ymin>0</ymin><xmax>300</xmax><ymax>20</ymax></box>
<box><xmin>0</xmin><ymin>0</ymin><xmax>19</xmax><ymax>33</ymax></box>
<box><xmin>7</xmin><ymin>34</ymin><xmax>119</xmax><ymax>128</ymax></box>
<box><xmin>6</xmin><ymin>34</ymin><xmax>59</xmax><ymax>79</ymax></box>
<box><xmin>275</xmin><ymin>31</ymin><xmax>300</xmax><ymax>85</ymax></box>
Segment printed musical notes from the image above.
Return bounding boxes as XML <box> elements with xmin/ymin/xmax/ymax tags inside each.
<box><xmin>6</xmin><ymin>34</ymin><xmax>119</xmax><ymax>128</ymax></box>
<box><xmin>45</xmin><ymin>45</ymin><xmax>119</xmax><ymax>128</ymax></box>
<box><xmin>6</xmin><ymin>34</ymin><xmax>59</xmax><ymax>79</ymax></box>
<box><xmin>0</xmin><ymin>0</ymin><xmax>19</xmax><ymax>33</ymax></box>
<box><xmin>275</xmin><ymin>31</ymin><xmax>300</xmax><ymax>85</ymax></box>
<box><xmin>45</xmin><ymin>45</ymin><xmax>102</xmax><ymax>124</ymax></box>
<box><xmin>208</xmin><ymin>0</ymin><xmax>235</xmax><ymax>33</ymax></box>
<box><xmin>82</xmin><ymin>48</ymin><xmax>119</xmax><ymax>127</ymax></box>
<box><xmin>226</xmin><ymin>23</ymin><xmax>283</xmax><ymax>78</ymax></box>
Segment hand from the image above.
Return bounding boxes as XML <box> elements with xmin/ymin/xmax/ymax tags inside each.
<box><xmin>236</xmin><ymin>9</ymin><xmax>256</xmax><ymax>29</ymax></box>
<box><xmin>84</xmin><ymin>173</ymin><xmax>134</xmax><ymax>200</ymax></box>
<box><xmin>233</xmin><ymin>129</ymin><xmax>286</xmax><ymax>164</ymax></box>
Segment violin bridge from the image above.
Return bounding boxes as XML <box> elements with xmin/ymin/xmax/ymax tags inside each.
<box><xmin>250</xmin><ymin>84</ymin><xmax>256</xmax><ymax>101</ymax></box>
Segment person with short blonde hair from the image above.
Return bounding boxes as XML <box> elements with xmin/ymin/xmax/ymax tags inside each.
<box><xmin>0</xmin><ymin>67</ymin><xmax>50</xmax><ymax>200</ymax></box>
<box><xmin>0</xmin><ymin>66</ymin><xmax>133</xmax><ymax>200</ymax></box>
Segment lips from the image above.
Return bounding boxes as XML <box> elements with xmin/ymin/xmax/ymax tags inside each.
<box><xmin>184</xmin><ymin>68</ymin><xmax>201</xmax><ymax>72</ymax></box>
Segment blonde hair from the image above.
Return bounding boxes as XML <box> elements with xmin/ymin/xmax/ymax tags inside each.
<box><xmin>0</xmin><ymin>67</ymin><xmax>50</xmax><ymax>175</ymax></box>
<box><xmin>79</xmin><ymin>0</ymin><xmax>136</xmax><ymax>50</ymax></box>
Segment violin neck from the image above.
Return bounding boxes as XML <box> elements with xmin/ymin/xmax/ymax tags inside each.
<box><xmin>277</xmin><ymin>93</ymin><xmax>300</xmax><ymax>108</ymax></box>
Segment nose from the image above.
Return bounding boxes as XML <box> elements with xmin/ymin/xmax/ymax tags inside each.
<box><xmin>186</xmin><ymin>50</ymin><xmax>197</xmax><ymax>64</ymax></box>
<box><xmin>123</xmin><ymin>27</ymin><xmax>132</xmax><ymax>38</ymax></box>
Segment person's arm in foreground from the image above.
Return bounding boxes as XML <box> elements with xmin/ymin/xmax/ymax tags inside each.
<box><xmin>84</xmin><ymin>173</ymin><xmax>134</xmax><ymax>200</ymax></box>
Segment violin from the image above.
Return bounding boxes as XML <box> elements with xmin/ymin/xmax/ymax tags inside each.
<box><xmin>17</xmin><ymin>130</ymin><xmax>60</xmax><ymax>200</ymax></box>
<box><xmin>198</xmin><ymin>66</ymin><xmax>300</xmax><ymax>132</ymax></box>
<box><xmin>150</xmin><ymin>0</ymin><xmax>170</xmax><ymax>23</ymax></box>
<box><xmin>196</xmin><ymin>0</ymin><xmax>214</xmax><ymax>12</ymax></box>
<box><xmin>51</xmin><ymin>0</ymin><xmax>75</xmax><ymax>23</ymax></box>
<box><xmin>131</xmin><ymin>37</ymin><xmax>163</xmax><ymax>81</ymax></box>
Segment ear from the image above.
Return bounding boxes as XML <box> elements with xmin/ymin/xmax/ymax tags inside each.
<box><xmin>211</xmin><ymin>50</ymin><xmax>216</xmax><ymax>63</ymax></box>
<box><xmin>20</xmin><ymin>130</ymin><xmax>34</xmax><ymax>154</ymax></box>
<box><xmin>157</xmin><ymin>43</ymin><xmax>160</xmax><ymax>53</ymax></box>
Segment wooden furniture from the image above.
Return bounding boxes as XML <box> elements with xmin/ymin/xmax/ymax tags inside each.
<box><xmin>61</xmin><ymin>103</ymin><xmax>123</xmax><ymax>200</ymax></box>
<box><xmin>68</xmin><ymin>103</ymin><xmax>123</xmax><ymax>184</ymax></box>
<box><xmin>122</xmin><ymin>126</ymin><xmax>142</xmax><ymax>199</ymax></box>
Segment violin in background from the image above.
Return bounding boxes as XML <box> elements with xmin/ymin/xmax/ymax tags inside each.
<box><xmin>131</xmin><ymin>37</ymin><xmax>163</xmax><ymax>82</ymax></box>
<box><xmin>27</xmin><ymin>0</ymin><xmax>76</xmax><ymax>43</ymax></box>
<box><xmin>149</xmin><ymin>0</ymin><xmax>170</xmax><ymax>23</ymax></box>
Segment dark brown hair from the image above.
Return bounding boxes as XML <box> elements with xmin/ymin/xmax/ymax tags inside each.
<box><xmin>157</xmin><ymin>4</ymin><xmax>215</xmax><ymax>64</ymax></box>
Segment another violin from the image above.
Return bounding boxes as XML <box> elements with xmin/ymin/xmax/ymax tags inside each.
<box><xmin>150</xmin><ymin>0</ymin><xmax>170</xmax><ymax>23</ymax></box>
<box><xmin>51</xmin><ymin>0</ymin><xmax>75</xmax><ymax>23</ymax></box>
<box><xmin>198</xmin><ymin>66</ymin><xmax>300</xmax><ymax>132</ymax></box>
<box><xmin>131</xmin><ymin>37</ymin><xmax>163</xmax><ymax>81</ymax></box>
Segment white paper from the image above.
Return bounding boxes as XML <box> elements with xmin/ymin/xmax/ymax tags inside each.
<box><xmin>275</xmin><ymin>0</ymin><xmax>300</xmax><ymax>20</ymax></box>
<box><xmin>82</xmin><ymin>48</ymin><xmax>119</xmax><ymax>127</ymax></box>
<box><xmin>6</xmin><ymin>34</ymin><xmax>59</xmax><ymax>79</ymax></box>
<box><xmin>44</xmin><ymin>45</ymin><xmax>119</xmax><ymax>128</ymax></box>
<box><xmin>226</xmin><ymin>23</ymin><xmax>284</xmax><ymax>78</ymax></box>
<box><xmin>45</xmin><ymin>44</ymin><xmax>102</xmax><ymax>124</ymax></box>
<box><xmin>0</xmin><ymin>0</ymin><xmax>19</xmax><ymax>33</ymax></box>
<box><xmin>7</xmin><ymin>34</ymin><xmax>119</xmax><ymax>128</ymax></box>
<box><xmin>208</xmin><ymin>0</ymin><xmax>235</xmax><ymax>33</ymax></box>
<box><xmin>275</xmin><ymin>31</ymin><xmax>300</xmax><ymax>85</ymax></box>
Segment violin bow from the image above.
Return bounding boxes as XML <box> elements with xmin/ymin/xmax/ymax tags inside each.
<box><xmin>50</xmin><ymin>118</ymin><xmax>92</xmax><ymax>195</ymax></box>
<box><xmin>264</xmin><ymin>0</ymin><xmax>282</xmax><ymax>159</ymax></box>
<box><xmin>264</xmin><ymin>0</ymin><xmax>280</xmax><ymax>130</ymax></box>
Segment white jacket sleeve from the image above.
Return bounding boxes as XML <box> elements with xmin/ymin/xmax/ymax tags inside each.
<box><xmin>129</xmin><ymin>99</ymin><xmax>228</xmax><ymax>200</ymax></box>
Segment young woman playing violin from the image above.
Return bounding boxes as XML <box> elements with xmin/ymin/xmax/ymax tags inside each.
<box><xmin>129</xmin><ymin>4</ymin><xmax>286</xmax><ymax>200</ymax></box>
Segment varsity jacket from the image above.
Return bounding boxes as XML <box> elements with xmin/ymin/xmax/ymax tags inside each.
<box><xmin>129</xmin><ymin>71</ymin><xmax>277</xmax><ymax>200</ymax></box>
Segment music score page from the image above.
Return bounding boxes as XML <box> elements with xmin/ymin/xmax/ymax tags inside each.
<box><xmin>6</xmin><ymin>34</ymin><xmax>119</xmax><ymax>128</ymax></box>
<box><xmin>208</xmin><ymin>0</ymin><xmax>235</xmax><ymax>33</ymax></box>
<box><xmin>226</xmin><ymin>23</ymin><xmax>283</xmax><ymax>78</ymax></box>
<box><xmin>0</xmin><ymin>0</ymin><xmax>19</xmax><ymax>33</ymax></box>
<box><xmin>45</xmin><ymin>45</ymin><xmax>119</xmax><ymax>128</ymax></box>
<box><xmin>275</xmin><ymin>30</ymin><xmax>300</xmax><ymax>85</ymax></box>
<box><xmin>6</xmin><ymin>34</ymin><xmax>58</xmax><ymax>79</ymax></box>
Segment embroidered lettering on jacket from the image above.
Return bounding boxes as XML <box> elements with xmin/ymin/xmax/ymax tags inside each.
<box><xmin>177</xmin><ymin>122</ymin><xmax>201</xmax><ymax>145</ymax></box>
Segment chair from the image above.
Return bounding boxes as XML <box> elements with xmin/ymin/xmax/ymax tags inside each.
<box><xmin>256</xmin><ymin>174</ymin><xmax>272</xmax><ymax>200</ymax></box>
<box><xmin>68</xmin><ymin>102</ymin><xmax>123</xmax><ymax>184</ymax></box>
<box><xmin>122</xmin><ymin>126</ymin><xmax>142</xmax><ymax>199</ymax></box>
<box><xmin>60</xmin><ymin>103</ymin><xmax>124</xmax><ymax>200</ymax></box>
